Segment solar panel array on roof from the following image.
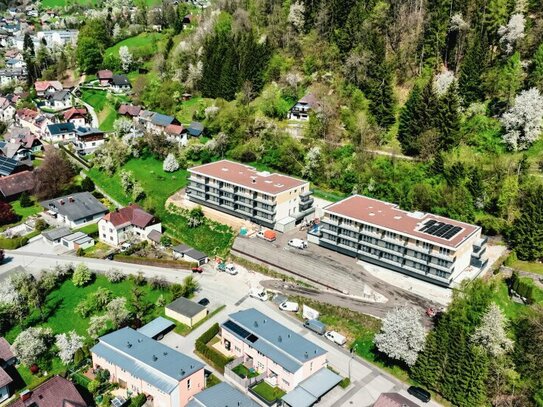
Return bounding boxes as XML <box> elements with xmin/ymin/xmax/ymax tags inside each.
<box><xmin>420</xmin><ymin>219</ymin><xmax>463</xmax><ymax>240</ymax></box>
<box><xmin>0</xmin><ymin>156</ymin><xmax>18</xmax><ymax>176</ymax></box>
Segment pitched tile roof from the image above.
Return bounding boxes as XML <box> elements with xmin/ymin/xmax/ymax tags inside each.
<box><xmin>40</xmin><ymin>192</ymin><xmax>108</xmax><ymax>222</ymax></box>
<box><xmin>0</xmin><ymin>367</ymin><xmax>12</xmax><ymax>388</ymax></box>
<box><xmin>0</xmin><ymin>170</ymin><xmax>34</xmax><ymax>198</ymax></box>
<box><xmin>34</xmin><ymin>80</ymin><xmax>62</xmax><ymax>92</ymax></box>
<box><xmin>0</xmin><ymin>337</ymin><xmax>14</xmax><ymax>363</ymax></box>
<box><xmin>16</xmin><ymin>107</ymin><xmax>38</xmax><ymax>121</ymax></box>
<box><xmin>101</xmin><ymin>204</ymin><xmax>156</xmax><ymax>229</ymax></box>
<box><xmin>374</xmin><ymin>393</ymin><xmax>420</xmax><ymax>407</ymax></box>
<box><xmin>10</xmin><ymin>375</ymin><xmax>87</xmax><ymax>407</ymax></box>
<box><xmin>165</xmin><ymin>124</ymin><xmax>184</xmax><ymax>135</ymax></box>
<box><xmin>111</xmin><ymin>74</ymin><xmax>130</xmax><ymax>86</ymax></box>
<box><xmin>118</xmin><ymin>104</ymin><xmax>141</xmax><ymax>117</ymax></box>
<box><xmin>97</xmin><ymin>69</ymin><xmax>113</xmax><ymax>80</ymax></box>
<box><xmin>63</xmin><ymin>107</ymin><xmax>87</xmax><ymax>121</ymax></box>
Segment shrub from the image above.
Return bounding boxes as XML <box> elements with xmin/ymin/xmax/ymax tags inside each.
<box><xmin>505</xmin><ymin>251</ymin><xmax>518</xmax><ymax>267</ymax></box>
<box><xmin>19</xmin><ymin>192</ymin><xmax>33</xmax><ymax>208</ymax></box>
<box><xmin>87</xmin><ymin>379</ymin><xmax>101</xmax><ymax>394</ymax></box>
<box><xmin>81</xmin><ymin>176</ymin><xmax>95</xmax><ymax>192</ymax></box>
<box><xmin>105</xmin><ymin>268</ymin><xmax>125</xmax><ymax>283</ymax></box>
<box><xmin>35</xmin><ymin>218</ymin><xmax>48</xmax><ymax>232</ymax></box>
<box><xmin>129</xmin><ymin>393</ymin><xmax>147</xmax><ymax>407</ymax></box>
<box><xmin>72</xmin><ymin>263</ymin><xmax>93</xmax><ymax>287</ymax></box>
<box><xmin>0</xmin><ymin>202</ymin><xmax>20</xmax><ymax>227</ymax></box>
<box><xmin>130</xmin><ymin>271</ymin><xmax>146</xmax><ymax>286</ymax></box>
<box><xmin>76</xmin><ymin>248</ymin><xmax>85</xmax><ymax>257</ymax></box>
<box><xmin>0</xmin><ymin>235</ymin><xmax>29</xmax><ymax>249</ymax></box>
<box><xmin>197</xmin><ymin>323</ymin><xmax>220</xmax><ymax>345</ymax></box>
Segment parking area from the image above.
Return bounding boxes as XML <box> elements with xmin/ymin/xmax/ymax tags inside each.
<box><xmin>18</xmin><ymin>235</ymin><xmax>72</xmax><ymax>255</ymax></box>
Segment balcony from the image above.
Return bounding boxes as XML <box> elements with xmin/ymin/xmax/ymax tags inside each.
<box><xmin>337</xmin><ymin>232</ymin><xmax>359</xmax><ymax>243</ymax></box>
<box><xmin>404</xmin><ymin>252</ymin><xmax>429</xmax><ymax>264</ymax></box>
<box><xmin>225</xmin><ymin>357</ymin><xmax>266</xmax><ymax>390</ymax></box>
<box><xmin>254</xmin><ymin>195</ymin><xmax>275</xmax><ymax>205</ymax></box>
<box><xmin>237</xmin><ymin>190</ymin><xmax>253</xmax><ymax>199</ymax></box>
<box><xmin>376</xmin><ymin>244</ymin><xmax>405</xmax><ymax>257</ymax></box>
<box><xmin>220</xmin><ymin>194</ymin><xmax>235</xmax><ymax>203</ymax></box>
<box><xmin>358</xmin><ymin>250</ymin><xmax>381</xmax><ymax>261</ymax></box>
<box><xmin>406</xmin><ymin>242</ymin><xmax>432</xmax><ymax>255</ymax></box>
<box><xmin>403</xmin><ymin>263</ymin><xmax>428</xmax><ymax>276</ymax></box>
<box><xmin>471</xmin><ymin>247</ymin><xmax>486</xmax><ymax>259</ymax></box>
<box><xmin>379</xmin><ymin>256</ymin><xmax>403</xmax><ymax>268</ymax></box>
<box><xmin>338</xmin><ymin>223</ymin><xmax>360</xmax><ymax>233</ymax></box>
<box><xmin>474</xmin><ymin>236</ymin><xmax>488</xmax><ymax>250</ymax></box>
<box><xmin>359</xmin><ymin>228</ymin><xmax>383</xmax><ymax>240</ymax></box>
<box><xmin>320</xmin><ymin>235</ymin><xmax>338</xmax><ymax>246</ymax></box>
<box><xmin>337</xmin><ymin>242</ymin><xmax>358</xmax><ymax>254</ymax></box>
<box><xmin>320</xmin><ymin>226</ymin><xmax>338</xmax><ymax>236</ymax></box>
<box><xmin>189</xmin><ymin>182</ymin><xmax>206</xmax><ymax>192</ymax></box>
<box><xmin>431</xmin><ymin>250</ymin><xmax>456</xmax><ymax>262</ymax></box>
<box><xmin>255</xmin><ymin>205</ymin><xmax>277</xmax><ymax>215</ymax></box>
<box><xmin>428</xmin><ymin>262</ymin><xmax>453</xmax><ymax>273</ymax></box>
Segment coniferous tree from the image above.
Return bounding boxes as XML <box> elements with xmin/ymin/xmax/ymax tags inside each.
<box><xmin>422</xmin><ymin>0</ymin><xmax>452</xmax><ymax>64</ymax></box>
<box><xmin>508</xmin><ymin>184</ymin><xmax>543</xmax><ymax>260</ymax></box>
<box><xmin>458</xmin><ymin>39</ymin><xmax>485</xmax><ymax>105</ymax></box>
<box><xmin>528</xmin><ymin>42</ymin><xmax>543</xmax><ymax>91</ymax></box>
<box><xmin>436</xmin><ymin>84</ymin><xmax>461</xmax><ymax>151</ymax></box>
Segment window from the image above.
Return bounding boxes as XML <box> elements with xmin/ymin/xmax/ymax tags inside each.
<box><xmin>187</xmin><ymin>379</ymin><xmax>191</xmax><ymax>389</ymax></box>
<box><xmin>422</xmin><ymin>242</ymin><xmax>432</xmax><ymax>250</ymax></box>
<box><xmin>282</xmin><ymin>379</ymin><xmax>290</xmax><ymax>387</ymax></box>
<box><xmin>439</xmin><ymin>247</ymin><xmax>450</xmax><ymax>255</ymax></box>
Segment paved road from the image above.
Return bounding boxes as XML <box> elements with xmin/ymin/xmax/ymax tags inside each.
<box><xmin>0</xmin><ymin>250</ymin><xmax>443</xmax><ymax>406</ymax></box>
<box><xmin>233</xmin><ymin>235</ymin><xmax>441</xmax><ymax>318</ymax></box>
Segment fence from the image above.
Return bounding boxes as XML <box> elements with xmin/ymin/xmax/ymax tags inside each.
<box><xmin>224</xmin><ymin>357</ymin><xmax>267</xmax><ymax>389</ymax></box>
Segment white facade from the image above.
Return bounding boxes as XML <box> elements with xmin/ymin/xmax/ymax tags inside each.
<box><xmin>0</xmin><ymin>105</ymin><xmax>15</xmax><ymax>123</ymax></box>
<box><xmin>98</xmin><ymin>218</ymin><xmax>162</xmax><ymax>247</ymax></box>
<box><xmin>36</xmin><ymin>30</ymin><xmax>78</xmax><ymax>48</ymax></box>
<box><xmin>73</xmin><ymin>136</ymin><xmax>104</xmax><ymax>153</ymax></box>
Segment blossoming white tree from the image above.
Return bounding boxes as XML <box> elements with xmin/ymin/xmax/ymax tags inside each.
<box><xmin>0</xmin><ymin>278</ymin><xmax>21</xmax><ymax>306</ymax></box>
<box><xmin>498</xmin><ymin>14</ymin><xmax>525</xmax><ymax>54</ymax></box>
<box><xmin>433</xmin><ymin>70</ymin><xmax>455</xmax><ymax>96</ymax></box>
<box><xmin>119</xmin><ymin>45</ymin><xmax>133</xmax><ymax>72</ymax></box>
<box><xmin>56</xmin><ymin>331</ymin><xmax>84</xmax><ymax>365</ymax></box>
<box><xmin>12</xmin><ymin>327</ymin><xmax>53</xmax><ymax>366</ymax></box>
<box><xmin>471</xmin><ymin>304</ymin><xmax>514</xmax><ymax>357</ymax></box>
<box><xmin>501</xmin><ymin>87</ymin><xmax>543</xmax><ymax>150</ymax></box>
<box><xmin>288</xmin><ymin>1</ymin><xmax>305</xmax><ymax>32</ymax></box>
<box><xmin>374</xmin><ymin>307</ymin><xmax>425</xmax><ymax>366</ymax></box>
<box><xmin>163</xmin><ymin>153</ymin><xmax>179</xmax><ymax>172</ymax></box>
<box><xmin>107</xmin><ymin>297</ymin><xmax>130</xmax><ymax>328</ymax></box>
<box><xmin>88</xmin><ymin>315</ymin><xmax>110</xmax><ymax>339</ymax></box>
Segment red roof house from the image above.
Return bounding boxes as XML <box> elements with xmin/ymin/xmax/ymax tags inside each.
<box><xmin>118</xmin><ymin>104</ymin><xmax>141</xmax><ymax>118</ymax></box>
<box><xmin>10</xmin><ymin>375</ymin><xmax>88</xmax><ymax>407</ymax></box>
<box><xmin>97</xmin><ymin>69</ymin><xmax>113</xmax><ymax>86</ymax></box>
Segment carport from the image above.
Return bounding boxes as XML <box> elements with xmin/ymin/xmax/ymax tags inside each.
<box><xmin>137</xmin><ymin>317</ymin><xmax>175</xmax><ymax>340</ymax></box>
<box><xmin>281</xmin><ymin>368</ymin><xmax>343</xmax><ymax>407</ymax></box>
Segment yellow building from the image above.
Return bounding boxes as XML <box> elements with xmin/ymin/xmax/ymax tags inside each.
<box><xmin>165</xmin><ymin>297</ymin><xmax>208</xmax><ymax>327</ymax></box>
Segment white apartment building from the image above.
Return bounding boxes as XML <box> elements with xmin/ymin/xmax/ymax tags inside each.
<box><xmin>310</xmin><ymin>195</ymin><xmax>488</xmax><ymax>287</ymax></box>
<box><xmin>186</xmin><ymin>160</ymin><xmax>315</xmax><ymax>230</ymax></box>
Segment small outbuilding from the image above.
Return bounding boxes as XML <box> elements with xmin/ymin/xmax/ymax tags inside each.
<box><xmin>60</xmin><ymin>231</ymin><xmax>94</xmax><ymax>251</ymax></box>
<box><xmin>172</xmin><ymin>244</ymin><xmax>208</xmax><ymax>266</ymax></box>
<box><xmin>137</xmin><ymin>316</ymin><xmax>175</xmax><ymax>340</ymax></box>
<box><xmin>165</xmin><ymin>297</ymin><xmax>208</xmax><ymax>327</ymax></box>
<box><xmin>42</xmin><ymin>227</ymin><xmax>72</xmax><ymax>245</ymax></box>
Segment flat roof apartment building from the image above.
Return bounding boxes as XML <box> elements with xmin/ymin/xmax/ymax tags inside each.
<box><xmin>186</xmin><ymin>160</ymin><xmax>314</xmax><ymax>230</ymax></box>
<box><xmin>311</xmin><ymin>195</ymin><xmax>488</xmax><ymax>287</ymax></box>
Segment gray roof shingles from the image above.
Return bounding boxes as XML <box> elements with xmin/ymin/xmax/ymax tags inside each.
<box><xmin>40</xmin><ymin>192</ymin><xmax>107</xmax><ymax>222</ymax></box>
<box><xmin>187</xmin><ymin>382</ymin><xmax>259</xmax><ymax>407</ymax></box>
<box><xmin>91</xmin><ymin>327</ymin><xmax>203</xmax><ymax>394</ymax></box>
<box><xmin>166</xmin><ymin>297</ymin><xmax>207</xmax><ymax>318</ymax></box>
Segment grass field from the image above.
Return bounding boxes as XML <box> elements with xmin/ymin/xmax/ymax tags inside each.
<box><xmin>42</xmin><ymin>0</ymin><xmax>158</xmax><ymax>8</ymax></box>
<box><xmin>5</xmin><ymin>274</ymin><xmax>166</xmax><ymax>343</ymax></box>
<box><xmin>251</xmin><ymin>381</ymin><xmax>285</xmax><ymax>402</ymax></box>
<box><xmin>86</xmin><ymin>156</ymin><xmax>234</xmax><ymax>256</ymax></box>
<box><xmin>105</xmin><ymin>33</ymin><xmax>164</xmax><ymax>59</ymax></box>
<box><xmin>80</xmin><ymin>89</ymin><xmax>128</xmax><ymax>132</ymax></box>
<box><xmin>510</xmin><ymin>260</ymin><xmax>543</xmax><ymax>275</ymax></box>
<box><xmin>176</xmin><ymin>97</ymin><xmax>212</xmax><ymax>124</ymax></box>
<box><xmin>11</xmin><ymin>199</ymin><xmax>42</xmax><ymax>219</ymax></box>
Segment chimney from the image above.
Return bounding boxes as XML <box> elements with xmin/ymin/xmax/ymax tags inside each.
<box><xmin>152</xmin><ymin>355</ymin><xmax>158</xmax><ymax>361</ymax></box>
<box><xmin>20</xmin><ymin>390</ymin><xmax>31</xmax><ymax>402</ymax></box>
<box><xmin>278</xmin><ymin>336</ymin><xmax>282</xmax><ymax>343</ymax></box>
<box><xmin>60</xmin><ymin>200</ymin><xmax>65</xmax><ymax>205</ymax></box>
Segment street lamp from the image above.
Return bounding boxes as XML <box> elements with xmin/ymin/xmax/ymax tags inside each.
<box><xmin>348</xmin><ymin>343</ymin><xmax>359</xmax><ymax>382</ymax></box>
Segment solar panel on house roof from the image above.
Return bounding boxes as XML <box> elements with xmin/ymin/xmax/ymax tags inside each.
<box><xmin>420</xmin><ymin>219</ymin><xmax>463</xmax><ymax>240</ymax></box>
<box><xmin>0</xmin><ymin>156</ymin><xmax>18</xmax><ymax>176</ymax></box>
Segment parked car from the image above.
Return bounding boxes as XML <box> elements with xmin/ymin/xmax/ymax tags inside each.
<box><xmin>288</xmin><ymin>238</ymin><xmax>307</xmax><ymax>249</ymax></box>
<box><xmin>218</xmin><ymin>263</ymin><xmax>238</xmax><ymax>275</ymax></box>
<box><xmin>324</xmin><ymin>330</ymin><xmax>347</xmax><ymax>346</ymax></box>
<box><xmin>279</xmin><ymin>301</ymin><xmax>299</xmax><ymax>312</ymax></box>
<box><xmin>303</xmin><ymin>319</ymin><xmax>326</xmax><ymax>335</ymax></box>
<box><xmin>198</xmin><ymin>298</ymin><xmax>210</xmax><ymax>306</ymax></box>
<box><xmin>249</xmin><ymin>288</ymin><xmax>268</xmax><ymax>301</ymax></box>
<box><xmin>192</xmin><ymin>266</ymin><xmax>203</xmax><ymax>273</ymax></box>
<box><xmin>407</xmin><ymin>386</ymin><xmax>431</xmax><ymax>403</ymax></box>
<box><xmin>120</xmin><ymin>242</ymin><xmax>132</xmax><ymax>252</ymax></box>
<box><xmin>257</xmin><ymin>230</ymin><xmax>277</xmax><ymax>242</ymax></box>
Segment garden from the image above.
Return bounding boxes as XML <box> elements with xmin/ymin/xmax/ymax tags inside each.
<box><xmin>0</xmin><ymin>264</ymin><xmax>200</xmax><ymax>395</ymax></box>
<box><xmin>250</xmin><ymin>381</ymin><xmax>286</xmax><ymax>404</ymax></box>
<box><xmin>80</xmin><ymin>89</ymin><xmax>130</xmax><ymax>131</ymax></box>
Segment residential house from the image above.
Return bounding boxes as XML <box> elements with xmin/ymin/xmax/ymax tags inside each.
<box><xmin>0</xmin><ymin>170</ymin><xmax>34</xmax><ymax>200</ymax></box>
<box><xmin>4</xmin><ymin>128</ymin><xmax>43</xmax><ymax>154</ymax></box>
<box><xmin>165</xmin><ymin>297</ymin><xmax>208</xmax><ymax>327</ymax></box>
<box><xmin>172</xmin><ymin>244</ymin><xmax>208</xmax><ymax>266</ymax></box>
<box><xmin>186</xmin><ymin>160</ymin><xmax>315</xmax><ymax>230</ymax></box>
<box><xmin>165</xmin><ymin>124</ymin><xmax>187</xmax><ymax>145</ymax></box>
<box><xmin>41</xmin><ymin>227</ymin><xmax>72</xmax><ymax>246</ymax></box>
<box><xmin>311</xmin><ymin>195</ymin><xmax>489</xmax><ymax>287</ymax></box>
<box><xmin>34</xmin><ymin>80</ymin><xmax>63</xmax><ymax>97</ymax></box>
<box><xmin>118</xmin><ymin>104</ymin><xmax>141</xmax><ymax>119</ymax></box>
<box><xmin>5</xmin><ymin>57</ymin><xmax>25</xmax><ymax>70</ymax></box>
<box><xmin>0</xmin><ymin>68</ymin><xmax>25</xmax><ymax>86</ymax></box>
<box><xmin>45</xmin><ymin>122</ymin><xmax>76</xmax><ymax>143</ymax></box>
<box><xmin>0</xmin><ymin>96</ymin><xmax>16</xmax><ymax>123</ymax></box>
<box><xmin>16</xmin><ymin>109</ymin><xmax>49</xmax><ymax>137</ymax></box>
<box><xmin>221</xmin><ymin>308</ymin><xmax>328</xmax><ymax>392</ymax></box>
<box><xmin>63</xmin><ymin>106</ymin><xmax>88</xmax><ymax>127</ymax></box>
<box><xmin>0</xmin><ymin>140</ymin><xmax>29</xmax><ymax>161</ymax></box>
<box><xmin>288</xmin><ymin>93</ymin><xmax>319</xmax><ymax>121</ymax></box>
<box><xmin>73</xmin><ymin>126</ymin><xmax>105</xmax><ymax>153</ymax></box>
<box><xmin>36</xmin><ymin>29</ymin><xmax>78</xmax><ymax>48</ymax></box>
<box><xmin>373</xmin><ymin>393</ymin><xmax>420</xmax><ymax>407</ymax></box>
<box><xmin>0</xmin><ymin>156</ymin><xmax>32</xmax><ymax>177</ymax></box>
<box><xmin>187</xmin><ymin>382</ymin><xmax>259</xmax><ymax>407</ymax></box>
<box><xmin>147</xmin><ymin>112</ymin><xmax>179</xmax><ymax>135</ymax></box>
<box><xmin>44</xmin><ymin>89</ymin><xmax>72</xmax><ymax>110</ymax></box>
<box><xmin>40</xmin><ymin>192</ymin><xmax>108</xmax><ymax>228</ymax></box>
<box><xmin>110</xmin><ymin>74</ymin><xmax>131</xmax><ymax>93</ymax></box>
<box><xmin>0</xmin><ymin>337</ymin><xmax>15</xmax><ymax>403</ymax></box>
<box><xmin>97</xmin><ymin>69</ymin><xmax>113</xmax><ymax>86</ymax></box>
<box><xmin>10</xmin><ymin>375</ymin><xmax>88</xmax><ymax>407</ymax></box>
<box><xmin>91</xmin><ymin>327</ymin><xmax>205</xmax><ymax>407</ymax></box>
<box><xmin>98</xmin><ymin>204</ymin><xmax>162</xmax><ymax>247</ymax></box>
<box><xmin>187</xmin><ymin>121</ymin><xmax>204</xmax><ymax>138</ymax></box>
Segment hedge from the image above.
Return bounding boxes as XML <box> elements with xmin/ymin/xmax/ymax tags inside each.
<box><xmin>195</xmin><ymin>323</ymin><xmax>232</xmax><ymax>373</ymax></box>
<box><xmin>510</xmin><ymin>272</ymin><xmax>537</xmax><ymax>304</ymax></box>
<box><xmin>113</xmin><ymin>255</ymin><xmax>195</xmax><ymax>269</ymax></box>
<box><xmin>0</xmin><ymin>235</ymin><xmax>29</xmax><ymax>249</ymax></box>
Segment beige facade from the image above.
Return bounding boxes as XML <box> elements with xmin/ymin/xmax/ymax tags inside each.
<box><xmin>165</xmin><ymin>307</ymin><xmax>207</xmax><ymax>328</ymax></box>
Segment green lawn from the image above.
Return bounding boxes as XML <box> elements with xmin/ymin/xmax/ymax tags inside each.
<box><xmin>206</xmin><ymin>374</ymin><xmax>221</xmax><ymax>388</ymax></box>
<box><xmin>17</xmin><ymin>358</ymin><xmax>65</xmax><ymax>390</ymax></box>
<box><xmin>74</xmin><ymin>223</ymin><xmax>99</xmax><ymax>236</ymax></box>
<box><xmin>176</xmin><ymin>97</ymin><xmax>212</xmax><ymax>124</ymax></box>
<box><xmin>232</xmin><ymin>363</ymin><xmax>259</xmax><ymax>379</ymax></box>
<box><xmin>86</xmin><ymin>156</ymin><xmax>234</xmax><ymax>256</ymax></box>
<box><xmin>80</xmin><ymin>89</ymin><xmax>129</xmax><ymax>132</ymax></box>
<box><xmin>105</xmin><ymin>33</ymin><xmax>165</xmax><ymax>59</ymax></box>
<box><xmin>11</xmin><ymin>199</ymin><xmax>42</xmax><ymax>219</ymax></box>
<box><xmin>251</xmin><ymin>381</ymin><xmax>285</xmax><ymax>402</ymax></box>
<box><xmin>491</xmin><ymin>279</ymin><xmax>528</xmax><ymax>320</ymax></box>
<box><xmin>5</xmin><ymin>274</ymin><xmax>167</xmax><ymax>343</ymax></box>
<box><xmin>510</xmin><ymin>260</ymin><xmax>543</xmax><ymax>276</ymax></box>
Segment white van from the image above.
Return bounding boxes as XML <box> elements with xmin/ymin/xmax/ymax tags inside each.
<box><xmin>288</xmin><ymin>239</ymin><xmax>308</xmax><ymax>249</ymax></box>
<box><xmin>249</xmin><ymin>288</ymin><xmax>268</xmax><ymax>301</ymax></box>
<box><xmin>279</xmin><ymin>301</ymin><xmax>299</xmax><ymax>312</ymax></box>
<box><xmin>324</xmin><ymin>330</ymin><xmax>347</xmax><ymax>346</ymax></box>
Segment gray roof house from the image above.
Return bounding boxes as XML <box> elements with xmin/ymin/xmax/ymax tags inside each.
<box><xmin>40</xmin><ymin>192</ymin><xmax>108</xmax><ymax>227</ymax></box>
<box><xmin>42</xmin><ymin>227</ymin><xmax>72</xmax><ymax>244</ymax></box>
<box><xmin>151</xmin><ymin>113</ymin><xmax>176</xmax><ymax>127</ymax></box>
<box><xmin>166</xmin><ymin>297</ymin><xmax>207</xmax><ymax>319</ymax></box>
<box><xmin>188</xmin><ymin>121</ymin><xmax>204</xmax><ymax>137</ymax></box>
<box><xmin>91</xmin><ymin>327</ymin><xmax>204</xmax><ymax>397</ymax></box>
<box><xmin>187</xmin><ymin>382</ymin><xmax>259</xmax><ymax>407</ymax></box>
<box><xmin>172</xmin><ymin>244</ymin><xmax>208</xmax><ymax>265</ymax></box>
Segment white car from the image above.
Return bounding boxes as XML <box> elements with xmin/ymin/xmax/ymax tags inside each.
<box><xmin>120</xmin><ymin>242</ymin><xmax>132</xmax><ymax>252</ymax></box>
<box><xmin>288</xmin><ymin>239</ymin><xmax>308</xmax><ymax>249</ymax></box>
<box><xmin>249</xmin><ymin>288</ymin><xmax>268</xmax><ymax>301</ymax></box>
<box><xmin>225</xmin><ymin>264</ymin><xmax>238</xmax><ymax>275</ymax></box>
<box><xmin>279</xmin><ymin>301</ymin><xmax>299</xmax><ymax>312</ymax></box>
<box><xmin>324</xmin><ymin>330</ymin><xmax>347</xmax><ymax>346</ymax></box>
